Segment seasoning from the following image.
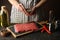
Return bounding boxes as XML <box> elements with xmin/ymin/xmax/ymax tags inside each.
<box><xmin>0</xmin><ymin>6</ymin><xmax>9</xmax><ymax>27</ymax></box>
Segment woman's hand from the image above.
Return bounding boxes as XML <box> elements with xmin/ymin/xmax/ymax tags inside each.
<box><xmin>30</xmin><ymin>6</ymin><xmax>37</xmax><ymax>15</ymax></box>
<box><xmin>18</xmin><ymin>4</ymin><xmax>32</xmax><ymax>16</ymax></box>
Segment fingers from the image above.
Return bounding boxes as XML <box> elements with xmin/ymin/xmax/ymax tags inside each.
<box><xmin>18</xmin><ymin>4</ymin><xmax>33</xmax><ymax>16</ymax></box>
<box><xmin>19</xmin><ymin>4</ymin><xmax>32</xmax><ymax>16</ymax></box>
<box><xmin>30</xmin><ymin>6</ymin><xmax>37</xmax><ymax>15</ymax></box>
<box><xmin>24</xmin><ymin>12</ymin><xmax>32</xmax><ymax>16</ymax></box>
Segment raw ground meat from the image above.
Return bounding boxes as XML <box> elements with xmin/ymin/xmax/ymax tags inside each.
<box><xmin>14</xmin><ymin>23</ymin><xmax>39</xmax><ymax>33</ymax></box>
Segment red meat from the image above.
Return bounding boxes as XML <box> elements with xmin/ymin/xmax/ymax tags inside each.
<box><xmin>14</xmin><ymin>24</ymin><xmax>25</xmax><ymax>32</ymax></box>
<box><xmin>14</xmin><ymin>23</ymin><xmax>38</xmax><ymax>33</ymax></box>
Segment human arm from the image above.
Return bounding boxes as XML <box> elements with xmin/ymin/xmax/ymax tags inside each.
<box><xmin>30</xmin><ymin>0</ymin><xmax>47</xmax><ymax>15</ymax></box>
<box><xmin>8</xmin><ymin>0</ymin><xmax>31</xmax><ymax>16</ymax></box>
<box><xmin>35</xmin><ymin>0</ymin><xmax>47</xmax><ymax>8</ymax></box>
<box><xmin>8</xmin><ymin>0</ymin><xmax>20</xmax><ymax>9</ymax></box>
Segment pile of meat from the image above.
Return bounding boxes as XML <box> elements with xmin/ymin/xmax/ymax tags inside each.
<box><xmin>14</xmin><ymin>23</ymin><xmax>39</xmax><ymax>33</ymax></box>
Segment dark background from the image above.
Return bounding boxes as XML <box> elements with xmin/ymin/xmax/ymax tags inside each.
<box><xmin>0</xmin><ymin>0</ymin><xmax>60</xmax><ymax>20</ymax></box>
